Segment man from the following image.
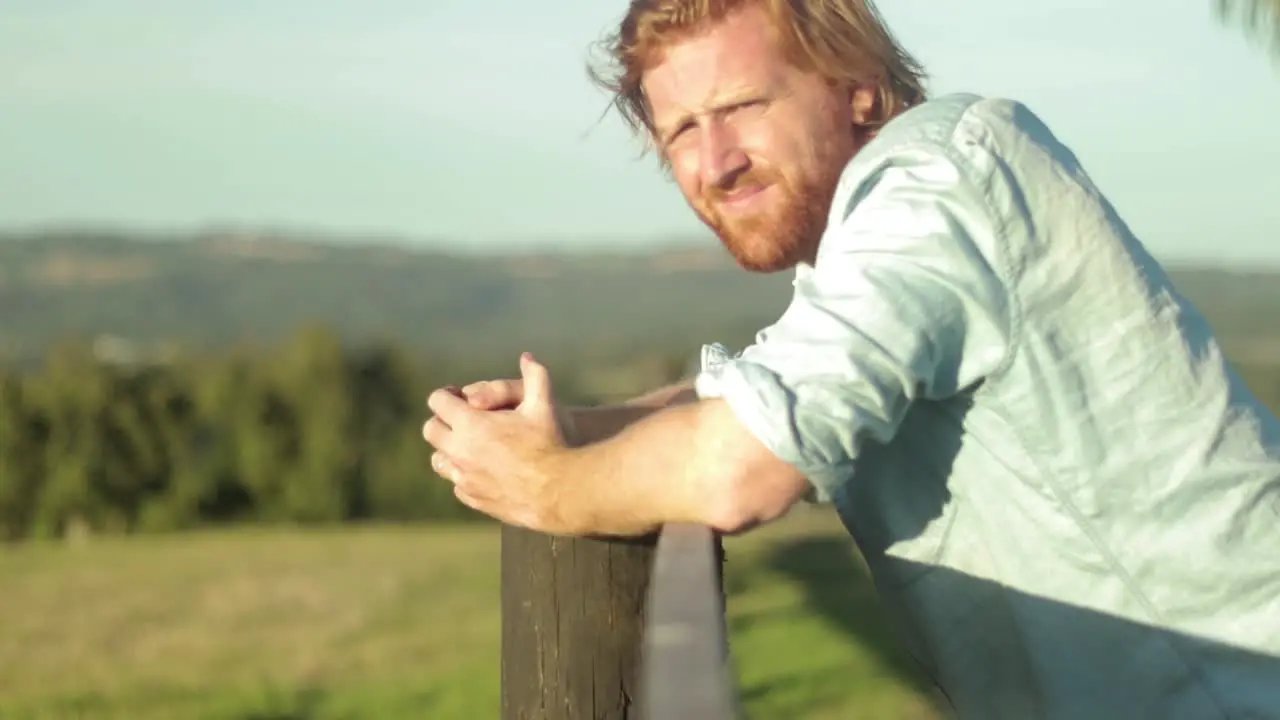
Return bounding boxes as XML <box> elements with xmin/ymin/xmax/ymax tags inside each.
<box><xmin>422</xmin><ymin>0</ymin><xmax>1280</xmax><ymax>716</ymax></box>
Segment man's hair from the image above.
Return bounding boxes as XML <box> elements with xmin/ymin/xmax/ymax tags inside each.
<box><xmin>588</xmin><ymin>0</ymin><xmax>928</xmax><ymax>151</ymax></box>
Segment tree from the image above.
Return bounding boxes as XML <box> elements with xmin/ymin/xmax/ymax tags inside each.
<box><xmin>1215</xmin><ymin>0</ymin><xmax>1280</xmax><ymax>58</ymax></box>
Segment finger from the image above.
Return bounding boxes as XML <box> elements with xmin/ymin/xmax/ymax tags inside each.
<box><xmin>428</xmin><ymin>385</ymin><xmax>464</xmax><ymax>405</ymax></box>
<box><xmin>462</xmin><ymin>379</ymin><xmax>523</xmax><ymax>410</ymax></box>
<box><xmin>431</xmin><ymin>451</ymin><xmax>460</xmax><ymax>483</ymax></box>
<box><xmin>453</xmin><ymin>485</ymin><xmax>488</xmax><ymax>514</ymax></box>
<box><xmin>454</xmin><ymin>477</ymin><xmax>497</xmax><ymax>505</ymax></box>
<box><xmin>421</xmin><ymin>416</ymin><xmax>454</xmax><ymax>452</ymax></box>
<box><xmin>433</xmin><ymin>454</ymin><xmax>496</xmax><ymax>504</ymax></box>
<box><xmin>518</xmin><ymin>352</ymin><xmax>554</xmax><ymax>413</ymax></box>
<box><xmin>450</xmin><ymin>471</ymin><xmax>500</xmax><ymax>513</ymax></box>
<box><xmin>427</xmin><ymin>386</ymin><xmax>476</xmax><ymax>427</ymax></box>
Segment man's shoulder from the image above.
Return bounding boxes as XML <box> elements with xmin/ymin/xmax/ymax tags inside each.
<box><xmin>868</xmin><ymin>92</ymin><xmax>987</xmax><ymax>151</ymax></box>
<box><xmin>829</xmin><ymin>93</ymin><xmax>1067</xmax><ymax>221</ymax></box>
<box><xmin>816</xmin><ymin>93</ymin><xmax>1057</xmax><ymax>283</ymax></box>
<box><xmin>852</xmin><ymin>92</ymin><xmax>1058</xmax><ymax>167</ymax></box>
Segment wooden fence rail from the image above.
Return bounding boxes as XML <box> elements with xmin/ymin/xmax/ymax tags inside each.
<box><xmin>638</xmin><ymin>523</ymin><xmax>738</xmax><ymax>720</ymax></box>
<box><xmin>500</xmin><ymin>522</ymin><xmax>737</xmax><ymax>719</ymax></box>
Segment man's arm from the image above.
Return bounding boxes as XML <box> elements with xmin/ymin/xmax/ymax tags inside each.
<box><xmin>565</xmin><ymin>378</ymin><xmax>698</xmax><ymax>446</ymax></box>
<box><xmin>620</xmin><ymin>378</ymin><xmax>698</xmax><ymax>408</ymax></box>
<box><xmin>549</xmin><ymin>396</ymin><xmax>811</xmax><ymax>537</ymax></box>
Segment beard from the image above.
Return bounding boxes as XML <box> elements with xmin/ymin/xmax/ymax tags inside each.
<box><xmin>693</xmin><ymin>157</ymin><xmax>847</xmax><ymax>274</ymax></box>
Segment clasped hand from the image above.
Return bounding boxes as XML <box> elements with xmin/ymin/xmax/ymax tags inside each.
<box><xmin>421</xmin><ymin>353</ymin><xmax>572</xmax><ymax>533</ymax></box>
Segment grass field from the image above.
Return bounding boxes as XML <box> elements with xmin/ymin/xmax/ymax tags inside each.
<box><xmin>0</xmin><ymin>509</ymin><xmax>939</xmax><ymax>719</ymax></box>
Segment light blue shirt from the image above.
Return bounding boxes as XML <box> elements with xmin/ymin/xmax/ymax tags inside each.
<box><xmin>695</xmin><ymin>93</ymin><xmax>1280</xmax><ymax>719</ymax></box>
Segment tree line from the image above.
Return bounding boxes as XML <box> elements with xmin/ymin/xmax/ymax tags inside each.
<box><xmin>0</xmin><ymin>326</ymin><xmax>686</xmax><ymax>542</ymax></box>
<box><xmin>1</xmin><ymin>324</ymin><xmax>1278</xmax><ymax>542</ymax></box>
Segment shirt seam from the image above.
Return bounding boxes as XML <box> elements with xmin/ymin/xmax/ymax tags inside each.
<box><xmin>946</xmin><ymin>149</ymin><xmax>1020</xmax><ymax>387</ymax></box>
<box><xmin>934</xmin><ymin>100</ymin><xmax>1229</xmax><ymax>713</ymax></box>
<box><xmin>839</xmin><ymin>97</ymin><xmax>1230</xmax><ymax>713</ymax></box>
<box><xmin>847</xmin><ymin>110</ymin><xmax>1024</xmax><ymax>391</ymax></box>
<box><xmin>937</xmin><ymin>102</ymin><xmax>1230</xmax><ymax>712</ymax></box>
<box><xmin>985</xmin><ymin>396</ymin><xmax>1231</xmax><ymax>718</ymax></box>
<box><xmin>939</xmin><ymin>106</ymin><xmax>1023</xmax><ymax>385</ymax></box>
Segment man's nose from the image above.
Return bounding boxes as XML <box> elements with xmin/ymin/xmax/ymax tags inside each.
<box><xmin>698</xmin><ymin>123</ymin><xmax>749</xmax><ymax>190</ymax></box>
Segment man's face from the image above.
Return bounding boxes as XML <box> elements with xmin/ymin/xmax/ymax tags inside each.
<box><xmin>642</xmin><ymin>4</ymin><xmax>870</xmax><ymax>272</ymax></box>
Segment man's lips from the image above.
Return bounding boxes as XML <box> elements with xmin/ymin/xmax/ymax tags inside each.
<box><xmin>714</xmin><ymin>183</ymin><xmax>772</xmax><ymax>211</ymax></box>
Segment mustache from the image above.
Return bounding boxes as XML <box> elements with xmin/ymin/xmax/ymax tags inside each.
<box><xmin>704</xmin><ymin>167</ymin><xmax>780</xmax><ymax>202</ymax></box>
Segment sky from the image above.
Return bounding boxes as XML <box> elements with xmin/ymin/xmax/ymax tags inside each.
<box><xmin>1</xmin><ymin>0</ymin><xmax>1278</xmax><ymax>264</ymax></box>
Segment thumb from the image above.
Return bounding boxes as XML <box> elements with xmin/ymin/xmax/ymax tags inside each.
<box><xmin>518</xmin><ymin>352</ymin><xmax>554</xmax><ymax>412</ymax></box>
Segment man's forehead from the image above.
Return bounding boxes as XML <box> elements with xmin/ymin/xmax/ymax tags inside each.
<box><xmin>642</xmin><ymin>21</ymin><xmax>785</xmax><ymax>123</ymax></box>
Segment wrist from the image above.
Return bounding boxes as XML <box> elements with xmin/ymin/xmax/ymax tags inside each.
<box><xmin>538</xmin><ymin>444</ymin><xmax>593</xmax><ymax>535</ymax></box>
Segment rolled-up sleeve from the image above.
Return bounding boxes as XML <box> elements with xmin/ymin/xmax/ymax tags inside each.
<box><xmin>695</xmin><ymin>148</ymin><xmax>1015</xmax><ymax>504</ymax></box>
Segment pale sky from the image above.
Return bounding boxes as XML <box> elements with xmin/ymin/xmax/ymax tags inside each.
<box><xmin>1</xmin><ymin>0</ymin><xmax>1278</xmax><ymax>263</ymax></box>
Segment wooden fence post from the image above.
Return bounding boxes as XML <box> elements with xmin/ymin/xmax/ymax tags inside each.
<box><xmin>501</xmin><ymin>524</ymin><xmax>658</xmax><ymax>719</ymax></box>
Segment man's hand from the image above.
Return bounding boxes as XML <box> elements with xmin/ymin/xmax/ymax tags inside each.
<box><xmin>422</xmin><ymin>353</ymin><xmax>574</xmax><ymax>533</ymax></box>
<box><xmin>450</xmin><ymin>376</ymin><xmax>580</xmax><ymax>445</ymax></box>
<box><xmin>460</xmin><ymin>378</ymin><xmax>523</xmax><ymax>411</ymax></box>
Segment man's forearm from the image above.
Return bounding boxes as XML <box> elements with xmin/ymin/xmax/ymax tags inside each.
<box><xmin>563</xmin><ymin>379</ymin><xmax>697</xmax><ymax>447</ymax></box>
<box><xmin>621</xmin><ymin>378</ymin><xmax>698</xmax><ymax>408</ymax></box>
<box><xmin>547</xmin><ymin>393</ymin><xmax>812</xmax><ymax>538</ymax></box>
<box><xmin>551</xmin><ymin>399</ymin><xmax>717</xmax><ymax>537</ymax></box>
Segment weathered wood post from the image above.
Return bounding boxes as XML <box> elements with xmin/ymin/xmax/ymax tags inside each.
<box><xmin>500</xmin><ymin>524</ymin><xmax>659</xmax><ymax>719</ymax></box>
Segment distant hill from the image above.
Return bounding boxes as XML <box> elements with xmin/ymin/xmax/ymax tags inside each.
<box><xmin>1</xmin><ymin>230</ymin><xmax>1278</xmax><ymax>367</ymax></box>
<box><xmin>0</xmin><ymin>230</ymin><xmax>792</xmax><ymax>366</ymax></box>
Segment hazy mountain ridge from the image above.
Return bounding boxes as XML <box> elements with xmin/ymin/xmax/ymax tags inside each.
<box><xmin>1</xmin><ymin>230</ymin><xmax>1277</xmax><ymax>365</ymax></box>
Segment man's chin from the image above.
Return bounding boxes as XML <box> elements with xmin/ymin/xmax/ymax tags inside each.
<box><xmin>733</xmin><ymin>256</ymin><xmax>798</xmax><ymax>274</ymax></box>
<box><xmin>700</xmin><ymin>214</ymin><xmax>806</xmax><ymax>272</ymax></box>
<box><xmin>720</xmin><ymin>238</ymin><xmax>801</xmax><ymax>274</ymax></box>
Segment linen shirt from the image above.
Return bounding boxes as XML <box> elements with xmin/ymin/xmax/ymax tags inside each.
<box><xmin>695</xmin><ymin>93</ymin><xmax>1280</xmax><ymax>719</ymax></box>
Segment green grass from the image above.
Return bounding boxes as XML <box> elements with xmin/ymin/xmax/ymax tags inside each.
<box><xmin>0</xmin><ymin>510</ymin><xmax>939</xmax><ymax>719</ymax></box>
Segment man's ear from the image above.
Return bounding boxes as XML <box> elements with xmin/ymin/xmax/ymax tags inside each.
<box><xmin>850</xmin><ymin>84</ymin><xmax>878</xmax><ymax>127</ymax></box>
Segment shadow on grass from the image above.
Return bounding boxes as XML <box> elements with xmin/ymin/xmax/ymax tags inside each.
<box><xmin>234</xmin><ymin>685</ymin><xmax>329</xmax><ymax>720</ymax></box>
<box><xmin>732</xmin><ymin>533</ymin><xmax>944</xmax><ymax>718</ymax></box>
<box><xmin>766</xmin><ymin>535</ymin><xmax>933</xmax><ymax>691</ymax></box>
<box><xmin>229</xmin><ymin>683</ymin><xmax>448</xmax><ymax>720</ymax></box>
<box><xmin>731</xmin><ymin>398</ymin><xmax>972</xmax><ymax>716</ymax></box>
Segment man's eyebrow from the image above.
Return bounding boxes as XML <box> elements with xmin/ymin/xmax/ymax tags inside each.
<box><xmin>654</xmin><ymin>90</ymin><xmax>766</xmax><ymax>144</ymax></box>
<box><xmin>654</xmin><ymin>112</ymin><xmax>694</xmax><ymax>146</ymax></box>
